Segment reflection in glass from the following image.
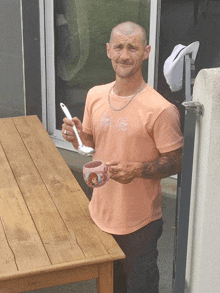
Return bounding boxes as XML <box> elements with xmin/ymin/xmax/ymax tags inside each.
<box><xmin>54</xmin><ymin>0</ymin><xmax>151</xmax><ymax>129</ymax></box>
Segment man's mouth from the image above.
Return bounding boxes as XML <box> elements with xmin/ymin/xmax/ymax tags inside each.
<box><xmin>118</xmin><ymin>63</ymin><xmax>132</xmax><ymax>66</ymax></box>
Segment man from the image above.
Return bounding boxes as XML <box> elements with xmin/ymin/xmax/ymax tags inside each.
<box><xmin>62</xmin><ymin>22</ymin><xmax>183</xmax><ymax>293</ymax></box>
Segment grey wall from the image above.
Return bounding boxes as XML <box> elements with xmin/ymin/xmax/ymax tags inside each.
<box><xmin>0</xmin><ymin>0</ymin><xmax>25</xmax><ymax>118</ymax></box>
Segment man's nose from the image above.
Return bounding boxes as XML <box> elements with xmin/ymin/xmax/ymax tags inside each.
<box><xmin>120</xmin><ymin>48</ymin><xmax>130</xmax><ymax>60</ymax></box>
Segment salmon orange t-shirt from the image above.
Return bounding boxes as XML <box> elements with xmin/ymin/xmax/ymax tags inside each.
<box><xmin>82</xmin><ymin>82</ymin><xmax>183</xmax><ymax>235</ymax></box>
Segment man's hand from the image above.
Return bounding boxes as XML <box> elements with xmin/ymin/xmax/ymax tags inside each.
<box><xmin>106</xmin><ymin>147</ymin><xmax>183</xmax><ymax>183</ymax></box>
<box><xmin>62</xmin><ymin>117</ymin><xmax>82</xmax><ymax>149</ymax></box>
<box><xmin>106</xmin><ymin>161</ymin><xmax>140</xmax><ymax>184</ymax></box>
<box><xmin>62</xmin><ymin>117</ymin><xmax>94</xmax><ymax>150</ymax></box>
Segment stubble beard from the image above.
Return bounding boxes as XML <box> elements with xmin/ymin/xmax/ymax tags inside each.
<box><xmin>113</xmin><ymin>63</ymin><xmax>138</xmax><ymax>79</ymax></box>
<box><xmin>114</xmin><ymin>66</ymin><xmax>142</xmax><ymax>79</ymax></box>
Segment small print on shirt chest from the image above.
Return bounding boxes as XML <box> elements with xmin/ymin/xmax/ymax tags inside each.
<box><xmin>100</xmin><ymin>113</ymin><xmax>128</xmax><ymax>132</ymax></box>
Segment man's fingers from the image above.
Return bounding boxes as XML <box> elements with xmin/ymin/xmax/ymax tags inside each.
<box><xmin>62</xmin><ymin>117</ymin><xmax>82</xmax><ymax>134</ymax></box>
<box><xmin>106</xmin><ymin>161</ymin><xmax>119</xmax><ymax>166</ymax></box>
<box><xmin>63</xmin><ymin>117</ymin><xmax>74</xmax><ymax>126</ymax></box>
<box><xmin>106</xmin><ymin>161</ymin><xmax>120</xmax><ymax>174</ymax></box>
<box><xmin>110</xmin><ymin>166</ymin><xmax>121</xmax><ymax>174</ymax></box>
<box><xmin>62</xmin><ymin>124</ymin><xmax>74</xmax><ymax>135</ymax></box>
<box><xmin>72</xmin><ymin>116</ymin><xmax>81</xmax><ymax>124</ymax></box>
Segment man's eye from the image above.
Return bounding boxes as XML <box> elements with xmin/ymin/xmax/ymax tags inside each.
<box><xmin>114</xmin><ymin>46</ymin><xmax>122</xmax><ymax>50</ymax></box>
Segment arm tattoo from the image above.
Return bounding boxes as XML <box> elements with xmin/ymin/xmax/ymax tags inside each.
<box><xmin>83</xmin><ymin>133</ymin><xmax>95</xmax><ymax>148</ymax></box>
<box><xmin>142</xmin><ymin>148</ymin><xmax>182</xmax><ymax>179</ymax></box>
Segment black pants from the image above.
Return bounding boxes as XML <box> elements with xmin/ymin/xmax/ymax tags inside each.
<box><xmin>112</xmin><ymin>218</ymin><xmax>163</xmax><ymax>293</ymax></box>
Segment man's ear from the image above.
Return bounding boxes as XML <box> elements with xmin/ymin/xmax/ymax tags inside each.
<box><xmin>143</xmin><ymin>45</ymin><xmax>151</xmax><ymax>61</ymax></box>
<box><xmin>106</xmin><ymin>43</ymin><xmax>111</xmax><ymax>59</ymax></box>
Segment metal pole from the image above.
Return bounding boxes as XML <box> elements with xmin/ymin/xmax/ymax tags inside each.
<box><xmin>173</xmin><ymin>102</ymin><xmax>203</xmax><ymax>293</ymax></box>
<box><xmin>185</xmin><ymin>55</ymin><xmax>191</xmax><ymax>101</ymax></box>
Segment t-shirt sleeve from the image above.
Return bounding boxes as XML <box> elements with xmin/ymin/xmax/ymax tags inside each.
<box><xmin>82</xmin><ymin>92</ymin><xmax>93</xmax><ymax>135</ymax></box>
<box><xmin>153</xmin><ymin>104</ymin><xmax>183</xmax><ymax>153</ymax></box>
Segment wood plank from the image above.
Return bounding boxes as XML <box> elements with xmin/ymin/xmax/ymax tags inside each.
<box><xmin>66</xmin><ymin>181</ymin><xmax>126</xmax><ymax>257</ymax></box>
<box><xmin>0</xmin><ymin>118</ymin><xmax>85</xmax><ymax>264</ymax></box>
<box><xmin>13</xmin><ymin>116</ymin><xmax>110</xmax><ymax>258</ymax></box>
<box><xmin>92</xmin><ymin>223</ymin><xmax>125</xmax><ymax>256</ymax></box>
<box><xmin>0</xmin><ymin>218</ymin><xmax>18</xmax><ymax>274</ymax></box>
<box><xmin>0</xmin><ymin>143</ymin><xmax>50</xmax><ymax>271</ymax></box>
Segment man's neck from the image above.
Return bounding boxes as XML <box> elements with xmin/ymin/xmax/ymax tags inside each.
<box><xmin>113</xmin><ymin>75</ymin><xmax>145</xmax><ymax>96</ymax></box>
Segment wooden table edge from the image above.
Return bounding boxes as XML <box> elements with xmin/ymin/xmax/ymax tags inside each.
<box><xmin>0</xmin><ymin>252</ymin><xmax>125</xmax><ymax>282</ymax></box>
<box><xmin>0</xmin><ymin>253</ymin><xmax>125</xmax><ymax>293</ymax></box>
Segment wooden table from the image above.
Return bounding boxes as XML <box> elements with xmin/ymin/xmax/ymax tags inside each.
<box><xmin>0</xmin><ymin>116</ymin><xmax>125</xmax><ymax>293</ymax></box>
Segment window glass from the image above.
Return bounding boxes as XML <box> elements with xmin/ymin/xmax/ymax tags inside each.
<box><xmin>54</xmin><ymin>0</ymin><xmax>151</xmax><ymax>129</ymax></box>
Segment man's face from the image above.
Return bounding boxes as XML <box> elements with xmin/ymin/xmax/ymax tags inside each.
<box><xmin>106</xmin><ymin>31</ymin><xmax>151</xmax><ymax>79</ymax></box>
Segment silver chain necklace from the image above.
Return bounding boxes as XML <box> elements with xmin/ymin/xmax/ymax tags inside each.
<box><xmin>108</xmin><ymin>82</ymin><xmax>146</xmax><ymax>111</ymax></box>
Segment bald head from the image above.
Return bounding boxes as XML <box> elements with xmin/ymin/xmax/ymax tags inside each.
<box><xmin>109</xmin><ymin>22</ymin><xmax>147</xmax><ymax>47</ymax></box>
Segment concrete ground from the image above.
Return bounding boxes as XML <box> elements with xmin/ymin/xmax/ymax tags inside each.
<box><xmin>25</xmin><ymin>150</ymin><xmax>177</xmax><ymax>293</ymax></box>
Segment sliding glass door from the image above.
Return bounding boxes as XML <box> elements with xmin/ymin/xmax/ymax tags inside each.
<box><xmin>43</xmin><ymin>0</ymin><xmax>161</xmax><ymax>150</ymax></box>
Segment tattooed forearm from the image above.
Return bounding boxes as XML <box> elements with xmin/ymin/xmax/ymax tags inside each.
<box><xmin>141</xmin><ymin>148</ymin><xmax>182</xmax><ymax>179</ymax></box>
